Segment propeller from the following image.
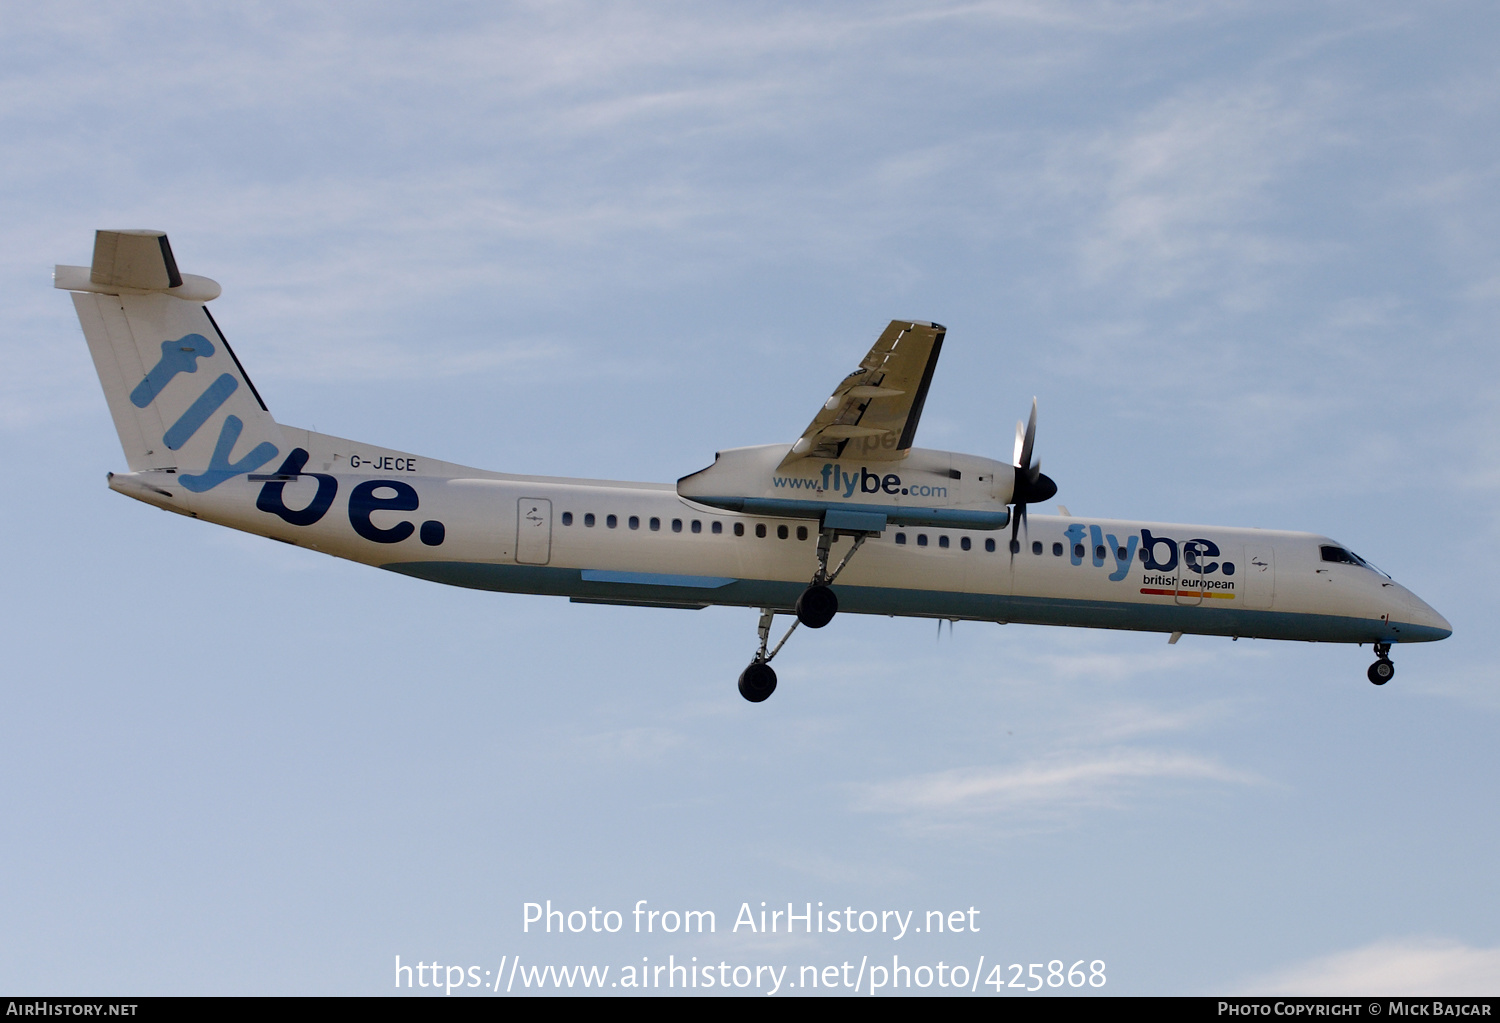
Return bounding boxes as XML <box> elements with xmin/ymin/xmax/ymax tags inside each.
<box><xmin>1009</xmin><ymin>397</ymin><xmax>1058</xmax><ymax>558</ymax></box>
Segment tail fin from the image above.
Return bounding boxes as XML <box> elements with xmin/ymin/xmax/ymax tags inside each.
<box><xmin>57</xmin><ymin>231</ymin><xmax>283</xmax><ymax>492</ymax></box>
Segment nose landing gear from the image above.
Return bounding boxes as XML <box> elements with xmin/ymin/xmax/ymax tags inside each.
<box><xmin>1367</xmin><ymin>642</ymin><xmax>1395</xmax><ymax>685</ymax></box>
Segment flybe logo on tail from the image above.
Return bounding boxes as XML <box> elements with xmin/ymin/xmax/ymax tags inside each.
<box><xmin>131</xmin><ymin>334</ymin><xmax>214</xmax><ymax>407</ymax></box>
<box><xmin>772</xmin><ymin>465</ymin><xmax>947</xmax><ymax>499</ymax></box>
<box><xmin>131</xmin><ymin>333</ymin><xmax>278</xmax><ymax>491</ymax></box>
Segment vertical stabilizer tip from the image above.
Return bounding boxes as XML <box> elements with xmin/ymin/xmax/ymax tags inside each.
<box><xmin>91</xmin><ymin>230</ymin><xmax>183</xmax><ymax>290</ymax></box>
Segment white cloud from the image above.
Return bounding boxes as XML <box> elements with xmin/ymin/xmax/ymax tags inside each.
<box><xmin>574</xmin><ymin>725</ymin><xmax>689</xmax><ymax>763</ymax></box>
<box><xmin>855</xmin><ymin>747</ymin><xmax>1258</xmax><ymax>819</ymax></box>
<box><xmin>1071</xmin><ymin>84</ymin><xmax>1330</xmax><ymax>302</ymax></box>
<box><xmin>1027</xmin><ymin>644</ymin><xmax>1225</xmax><ymax>684</ymax></box>
<box><xmin>765</xmin><ymin>850</ymin><xmax>913</xmax><ymax>888</ymax></box>
<box><xmin>1404</xmin><ymin>661</ymin><xmax>1500</xmax><ymax>713</ymax></box>
<box><xmin>1237</xmin><ymin>938</ymin><xmax>1500</xmax><ymax>996</ymax></box>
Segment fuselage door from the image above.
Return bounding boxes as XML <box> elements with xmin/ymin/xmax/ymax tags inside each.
<box><xmin>1175</xmin><ymin>550</ymin><xmax>1203</xmax><ymax>605</ymax></box>
<box><xmin>516</xmin><ymin>498</ymin><xmax>552</xmax><ymax>565</ymax></box>
<box><xmin>1242</xmin><ymin>544</ymin><xmax>1275</xmax><ymax>609</ymax></box>
<box><xmin>1174</xmin><ymin>579</ymin><xmax>1204</xmax><ymax>605</ymax></box>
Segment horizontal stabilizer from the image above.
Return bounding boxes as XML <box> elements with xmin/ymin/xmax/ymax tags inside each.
<box><xmin>55</xmin><ymin>263</ymin><xmax>222</xmax><ymax>302</ymax></box>
<box><xmin>56</xmin><ymin>230</ymin><xmax>221</xmax><ymax>301</ymax></box>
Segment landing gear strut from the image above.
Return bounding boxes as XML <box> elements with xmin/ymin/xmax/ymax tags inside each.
<box><xmin>737</xmin><ymin>526</ymin><xmax>874</xmax><ymax>702</ymax></box>
<box><xmin>738</xmin><ymin>607</ymin><xmax>791</xmax><ymax>702</ymax></box>
<box><xmin>796</xmin><ymin>528</ymin><xmax>868</xmax><ymax>628</ymax></box>
<box><xmin>1368</xmin><ymin>642</ymin><xmax>1395</xmax><ymax>685</ymax></box>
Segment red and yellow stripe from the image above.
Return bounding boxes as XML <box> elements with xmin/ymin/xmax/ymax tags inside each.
<box><xmin>1140</xmin><ymin>587</ymin><xmax>1235</xmax><ymax>600</ymax></box>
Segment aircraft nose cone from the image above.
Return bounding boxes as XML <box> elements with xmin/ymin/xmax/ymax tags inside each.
<box><xmin>1415</xmin><ymin>601</ymin><xmax>1453</xmax><ymax>639</ymax></box>
<box><xmin>1394</xmin><ymin>584</ymin><xmax>1452</xmax><ymax>641</ymax></box>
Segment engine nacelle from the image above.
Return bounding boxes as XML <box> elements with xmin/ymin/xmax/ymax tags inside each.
<box><xmin>677</xmin><ymin>444</ymin><xmax>1015</xmax><ymax>531</ymax></box>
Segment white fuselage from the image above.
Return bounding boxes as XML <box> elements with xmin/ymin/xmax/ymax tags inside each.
<box><xmin>108</xmin><ymin>426</ymin><xmax>1451</xmax><ymax>647</ymax></box>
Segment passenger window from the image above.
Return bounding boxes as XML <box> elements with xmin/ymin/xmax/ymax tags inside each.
<box><xmin>606</xmin><ymin>514</ymin><xmax>617</xmax><ymax>529</ymax></box>
<box><xmin>1094</xmin><ymin>545</ymin><xmax>1105</xmax><ymax>560</ymax></box>
<box><xmin>691</xmin><ymin>520</ymin><xmax>702</xmax><ymax>534</ymax></box>
<box><xmin>561</xmin><ymin>512</ymin><xmax>573</xmax><ymax>526</ymax></box>
<box><xmin>1074</xmin><ymin>544</ymin><xmax>1085</xmax><ymax>558</ymax></box>
<box><xmin>1053</xmin><ymin>542</ymin><xmax>1063</xmax><ymax>556</ymax></box>
<box><xmin>734</xmin><ymin>522</ymin><xmax>744</xmax><ymax>537</ymax></box>
<box><xmin>584</xmin><ymin>513</ymin><xmax>596</xmax><ymax>527</ymax></box>
<box><xmin>797</xmin><ymin>526</ymin><xmax>808</xmax><ymax>541</ymax></box>
<box><xmin>650</xmin><ymin>517</ymin><xmax>661</xmax><ymax>531</ymax></box>
<box><xmin>1116</xmin><ymin>547</ymin><xmax>1127</xmax><ymax>560</ymax></box>
<box><xmin>1010</xmin><ymin>539</ymin><xmax>1020</xmax><ymax>554</ymax></box>
<box><xmin>712</xmin><ymin>521</ymin><xmax>723</xmax><ymax>535</ymax></box>
<box><xmin>985</xmin><ymin>538</ymin><xmax>996</xmax><ymax>553</ymax></box>
<box><xmin>1032</xmin><ymin>541</ymin><xmax>1042</xmax><ymax>555</ymax></box>
<box><xmin>1139</xmin><ymin>548</ymin><xmax>1148</xmax><ymax>562</ymax></box>
<box><xmin>939</xmin><ymin>535</ymin><xmax>950</xmax><ymax>549</ymax></box>
<box><xmin>917</xmin><ymin>534</ymin><xmax>928</xmax><ymax>547</ymax></box>
<box><xmin>629</xmin><ymin>515</ymin><xmax>640</xmax><ymax>530</ymax></box>
<box><xmin>756</xmin><ymin>524</ymin><xmax>767</xmax><ymax>538</ymax></box>
<box><xmin>777</xmin><ymin>525</ymin><xmax>789</xmax><ymax>539</ymax></box>
<box><xmin>670</xmin><ymin>518</ymin><xmax>681</xmax><ymax>532</ymax></box>
<box><xmin>961</xmin><ymin>537</ymin><xmax>972</xmax><ymax>551</ymax></box>
<box><xmin>895</xmin><ymin>532</ymin><xmax>907</xmax><ymax>545</ymax></box>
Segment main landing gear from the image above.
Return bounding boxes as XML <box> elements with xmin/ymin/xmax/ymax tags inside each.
<box><xmin>1367</xmin><ymin>642</ymin><xmax>1395</xmax><ymax>685</ymax></box>
<box><xmin>737</xmin><ymin>527</ymin><xmax>874</xmax><ymax>703</ymax></box>
<box><xmin>738</xmin><ymin>612</ymin><xmax>782</xmax><ymax>703</ymax></box>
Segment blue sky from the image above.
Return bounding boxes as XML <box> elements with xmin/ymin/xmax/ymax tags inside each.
<box><xmin>2</xmin><ymin>1</ymin><xmax>1497</xmax><ymax>995</ymax></box>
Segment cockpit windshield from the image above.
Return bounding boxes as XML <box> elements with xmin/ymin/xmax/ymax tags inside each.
<box><xmin>1320</xmin><ymin>545</ymin><xmax>1390</xmax><ymax>578</ymax></box>
<box><xmin>1320</xmin><ymin>545</ymin><xmax>1359</xmax><ymax>565</ymax></box>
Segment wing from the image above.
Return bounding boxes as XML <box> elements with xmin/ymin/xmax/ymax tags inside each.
<box><xmin>779</xmin><ymin>320</ymin><xmax>946</xmax><ymax>467</ymax></box>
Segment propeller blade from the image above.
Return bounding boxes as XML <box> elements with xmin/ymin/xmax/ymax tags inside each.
<box><xmin>1007</xmin><ymin>397</ymin><xmax>1049</xmax><ymax>564</ymax></box>
<box><xmin>1008</xmin><ymin>500</ymin><xmax>1030</xmax><ymax>561</ymax></box>
<box><xmin>1014</xmin><ymin>398</ymin><xmax>1037</xmax><ymax>471</ymax></box>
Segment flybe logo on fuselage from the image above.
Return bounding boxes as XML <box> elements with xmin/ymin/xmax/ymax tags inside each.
<box><xmin>255</xmin><ymin>448</ymin><xmax>447</xmax><ymax>547</ymax></box>
<box><xmin>1059</xmin><ymin>524</ymin><xmax>1236</xmax><ymax>595</ymax></box>
<box><xmin>771</xmin><ymin>464</ymin><xmax>948</xmax><ymax>499</ymax></box>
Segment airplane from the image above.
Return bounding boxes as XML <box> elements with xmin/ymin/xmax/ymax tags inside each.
<box><xmin>58</xmin><ymin>229</ymin><xmax>1452</xmax><ymax>702</ymax></box>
